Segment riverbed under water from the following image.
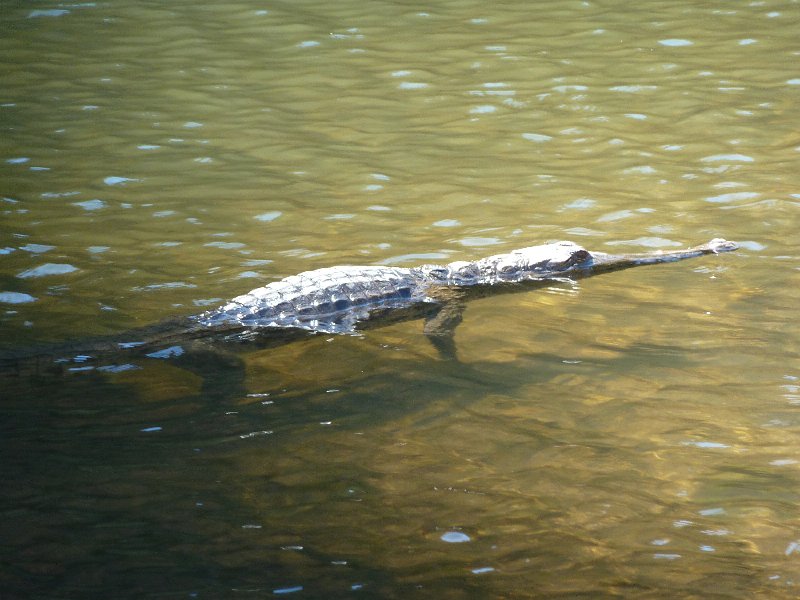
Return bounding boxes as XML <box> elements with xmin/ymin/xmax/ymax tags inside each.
<box><xmin>2</xmin><ymin>0</ymin><xmax>800</xmax><ymax>597</ymax></box>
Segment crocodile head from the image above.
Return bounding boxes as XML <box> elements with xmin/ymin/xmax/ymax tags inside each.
<box><xmin>473</xmin><ymin>241</ymin><xmax>592</xmax><ymax>282</ymax></box>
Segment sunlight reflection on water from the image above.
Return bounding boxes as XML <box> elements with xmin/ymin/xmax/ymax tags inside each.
<box><xmin>1</xmin><ymin>0</ymin><xmax>799</xmax><ymax>597</ymax></box>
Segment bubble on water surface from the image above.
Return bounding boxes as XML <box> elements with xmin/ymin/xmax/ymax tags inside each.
<box><xmin>769</xmin><ymin>459</ymin><xmax>798</xmax><ymax>466</ymax></box>
<box><xmin>133</xmin><ymin>282</ymin><xmax>197</xmax><ymax>291</ymax></box>
<box><xmin>0</xmin><ymin>292</ymin><xmax>37</xmax><ymax>304</ymax></box>
<box><xmin>596</xmin><ymin>209</ymin><xmax>634</xmax><ymax>223</ymax></box>
<box><xmin>736</xmin><ymin>240</ymin><xmax>765</xmax><ymax>251</ymax></box>
<box><xmin>146</xmin><ymin>346</ymin><xmax>185</xmax><ymax>359</ymax></box>
<box><xmin>273</xmin><ymin>586</ymin><xmax>303</xmax><ymax>594</ymax></box>
<box><xmin>441</xmin><ymin>531</ymin><xmax>471</xmax><ymax>543</ymax></box>
<box><xmin>471</xmin><ymin>567</ymin><xmax>495</xmax><ymax>574</ymax></box>
<box><xmin>682</xmin><ymin>441</ymin><xmax>731</xmax><ymax>449</ymax></box>
<box><xmin>700</xmin><ymin>154</ymin><xmax>754</xmax><ymax>163</ymax></box>
<box><xmin>459</xmin><ymin>237</ymin><xmax>501</xmax><ymax>247</ymax></box>
<box><xmin>20</xmin><ymin>244</ymin><xmax>55</xmax><ymax>254</ymax></box>
<box><xmin>254</xmin><ymin>211</ymin><xmax>282</xmax><ymax>222</ymax></box>
<box><xmin>242</xmin><ymin>259</ymin><xmax>272</xmax><ymax>267</ymax></box>
<box><xmin>659</xmin><ymin>39</ymin><xmax>693</xmax><ymax>46</ymax></box>
<box><xmin>97</xmin><ymin>364</ymin><xmax>139</xmax><ymax>373</ymax></box>
<box><xmin>562</xmin><ymin>198</ymin><xmax>596</xmax><ymax>210</ymax></box>
<box><xmin>522</xmin><ymin>132</ymin><xmax>552</xmax><ymax>142</ymax></box>
<box><xmin>104</xmin><ymin>176</ymin><xmax>139</xmax><ymax>185</ymax></box>
<box><xmin>193</xmin><ymin>297</ymin><xmax>222</xmax><ymax>306</ymax></box>
<box><xmin>786</xmin><ymin>541</ymin><xmax>800</xmax><ymax>556</ymax></box>
<box><xmin>239</xmin><ymin>431</ymin><xmax>272</xmax><ymax>439</ymax></box>
<box><xmin>470</xmin><ymin>105</ymin><xmax>497</xmax><ymax>114</ymax></box>
<box><xmin>204</xmin><ymin>241</ymin><xmax>246</xmax><ymax>250</ymax></box>
<box><xmin>705</xmin><ymin>191</ymin><xmax>759</xmax><ymax>203</ymax></box>
<box><xmin>398</xmin><ymin>82</ymin><xmax>428</xmax><ymax>90</ymax></box>
<box><xmin>623</xmin><ymin>165</ymin><xmax>656</xmax><ymax>174</ymax></box>
<box><xmin>17</xmin><ymin>263</ymin><xmax>78</xmax><ymax>278</ymax></box>
<box><xmin>73</xmin><ymin>199</ymin><xmax>106</xmax><ymax>211</ymax></box>
<box><xmin>610</xmin><ymin>85</ymin><xmax>658</xmax><ymax>92</ymax></box>
<box><xmin>28</xmin><ymin>9</ymin><xmax>70</xmax><ymax>17</ymax></box>
<box><xmin>698</xmin><ymin>507</ymin><xmax>726</xmax><ymax>516</ymax></box>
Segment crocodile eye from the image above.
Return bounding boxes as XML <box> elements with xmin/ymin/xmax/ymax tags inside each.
<box><xmin>570</xmin><ymin>250</ymin><xmax>592</xmax><ymax>265</ymax></box>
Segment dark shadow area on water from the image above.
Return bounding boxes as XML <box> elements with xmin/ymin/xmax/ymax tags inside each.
<box><xmin>0</xmin><ymin>322</ymin><xmax>720</xmax><ymax>599</ymax></box>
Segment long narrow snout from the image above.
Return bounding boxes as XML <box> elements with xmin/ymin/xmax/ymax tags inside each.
<box><xmin>578</xmin><ymin>238</ymin><xmax>738</xmax><ymax>275</ymax></box>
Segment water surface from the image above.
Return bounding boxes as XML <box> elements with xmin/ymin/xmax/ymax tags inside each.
<box><xmin>2</xmin><ymin>0</ymin><xmax>800</xmax><ymax>597</ymax></box>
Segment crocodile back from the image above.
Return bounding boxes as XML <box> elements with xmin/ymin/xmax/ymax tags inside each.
<box><xmin>196</xmin><ymin>266</ymin><xmax>428</xmax><ymax>333</ymax></box>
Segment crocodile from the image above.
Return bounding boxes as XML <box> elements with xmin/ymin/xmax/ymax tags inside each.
<box><xmin>195</xmin><ymin>237</ymin><xmax>738</xmax><ymax>334</ymax></box>
<box><xmin>2</xmin><ymin>238</ymin><xmax>738</xmax><ymax>373</ymax></box>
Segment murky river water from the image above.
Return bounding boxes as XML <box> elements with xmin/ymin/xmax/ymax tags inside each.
<box><xmin>2</xmin><ymin>0</ymin><xmax>800</xmax><ymax>597</ymax></box>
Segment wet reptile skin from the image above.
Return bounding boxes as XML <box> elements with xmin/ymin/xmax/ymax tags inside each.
<box><xmin>195</xmin><ymin>239</ymin><xmax>738</xmax><ymax>335</ymax></box>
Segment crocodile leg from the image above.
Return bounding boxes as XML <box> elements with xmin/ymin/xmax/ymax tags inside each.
<box><xmin>423</xmin><ymin>299</ymin><xmax>467</xmax><ymax>360</ymax></box>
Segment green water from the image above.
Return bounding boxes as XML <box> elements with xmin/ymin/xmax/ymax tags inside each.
<box><xmin>2</xmin><ymin>0</ymin><xmax>800</xmax><ymax>597</ymax></box>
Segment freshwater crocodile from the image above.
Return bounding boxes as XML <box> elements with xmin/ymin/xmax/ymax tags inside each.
<box><xmin>3</xmin><ymin>238</ymin><xmax>738</xmax><ymax>372</ymax></box>
<box><xmin>195</xmin><ymin>238</ymin><xmax>738</xmax><ymax>335</ymax></box>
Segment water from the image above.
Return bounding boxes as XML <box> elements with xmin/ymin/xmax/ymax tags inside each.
<box><xmin>2</xmin><ymin>0</ymin><xmax>800</xmax><ymax>597</ymax></box>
